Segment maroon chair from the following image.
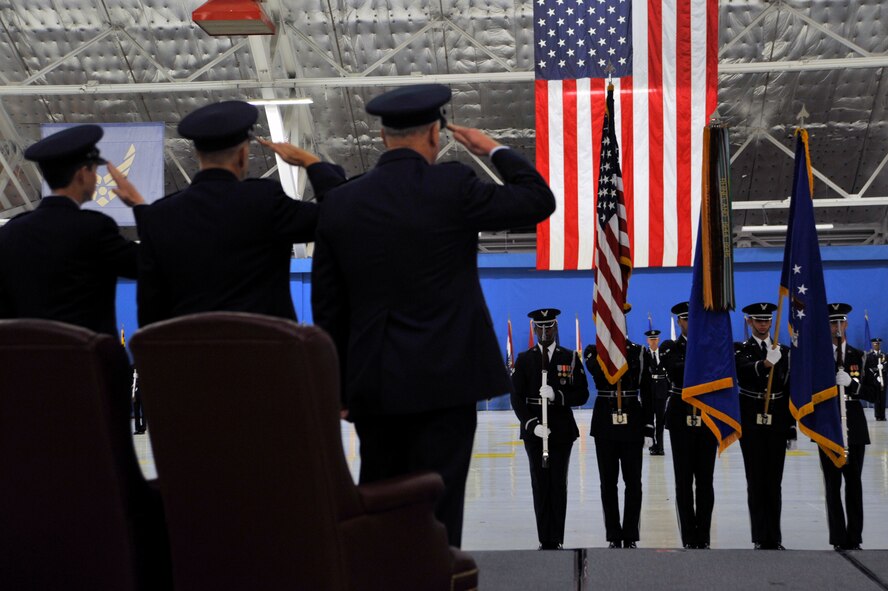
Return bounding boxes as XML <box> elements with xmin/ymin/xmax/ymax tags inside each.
<box><xmin>130</xmin><ymin>312</ymin><xmax>478</xmax><ymax>591</ymax></box>
<box><xmin>0</xmin><ymin>319</ymin><xmax>172</xmax><ymax>591</ymax></box>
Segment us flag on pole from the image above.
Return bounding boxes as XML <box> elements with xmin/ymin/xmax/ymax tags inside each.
<box><xmin>594</xmin><ymin>86</ymin><xmax>630</xmax><ymax>383</ymax></box>
<box><xmin>534</xmin><ymin>0</ymin><xmax>719</xmax><ymax>270</ymax></box>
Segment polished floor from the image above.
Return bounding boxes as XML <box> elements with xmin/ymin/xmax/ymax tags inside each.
<box><xmin>134</xmin><ymin>408</ymin><xmax>888</xmax><ymax>551</ymax></box>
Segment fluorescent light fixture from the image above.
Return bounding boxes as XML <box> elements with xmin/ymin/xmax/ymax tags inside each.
<box><xmin>247</xmin><ymin>98</ymin><xmax>313</xmax><ymax>106</ymax></box>
<box><xmin>740</xmin><ymin>224</ymin><xmax>834</xmax><ymax>232</ymax></box>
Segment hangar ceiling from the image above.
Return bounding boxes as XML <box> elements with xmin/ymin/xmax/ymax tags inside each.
<box><xmin>0</xmin><ymin>0</ymin><xmax>886</xmax><ymax>251</ymax></box>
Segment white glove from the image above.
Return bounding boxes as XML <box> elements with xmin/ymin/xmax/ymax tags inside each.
<box><xmin>787</xmin><ymin>438</ymin><xmax>798</xmax><ymax>451</ymax></box>
<box><xmin>645</xmin><ymin>437</ymin><xmax>654</xmax><ymax>449</ymax></box>
<box><xmin>539</xmin><ymin>384</ymin><xmax>556</xmax><ymax>401</ymax></box>
<box><xmin>533</xmin><ymin>424</ymin><xmax>551</xmax><ymax>438</ymax></box>
<box><xmin>765</xmin><ymin>347</ymin><xmax>782</xmax><ymax>366</ymax></box>
<box><xmin>836</xmin><ymin>370</ymin><xmax>852</xmax><ymax>387</ymax></box>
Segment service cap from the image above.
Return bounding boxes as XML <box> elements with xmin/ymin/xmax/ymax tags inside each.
<box><xmin>24</xmin><ymin>124</ymin><xmax>107</xmax><ymax>168</ymax></box>
<box><xmin>178</xmin><ymin>101</ymin><xmax>259</xmax><ymax>152</ymax></box>
<box><xmin>742</xmin><ymin>302</ymin><xmax>778</xmax><ymax>320</ymax></box>
<box><xmin>827</xmin><ymin>302</ymin><xmax>852</xmax><ymax>321</ymax></box>
<box><xmin>671</xmin><ymin>302</ymin><xmax>690</xmax><ymax>319</ymax></box>
<box><xmin>528</xmin><ymin>308</ymin><xmax>561</xmax><ymax>327</ymax></box>
<box><xmin>366</xmin><ymin>84</ymin><xmax>451</xmax><ymax>129</ymax></box>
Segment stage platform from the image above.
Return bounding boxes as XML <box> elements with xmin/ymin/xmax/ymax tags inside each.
<box><xmin>473</xmin><ymin>549</ymin><xmax>888</xmax><ymax>590</ymax></box>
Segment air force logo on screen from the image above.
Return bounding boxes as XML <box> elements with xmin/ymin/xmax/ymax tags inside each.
<box><xmin>40</xmin><ymin>122</ymin><xmax>164</xmax><ymax>226</ymax></box>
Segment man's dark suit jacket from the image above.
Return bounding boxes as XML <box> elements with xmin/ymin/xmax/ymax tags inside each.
<box><xmin>136</xmin><ymin>168</ymin><xmax>336</xmax><ymax>327</ymax></box>
<box><xmin>311</xmin><ymin>147</ymin><xmax>556</xmax><ymax>419</ymax></box>
<box><xmin>0</xmin><ymin>196</ymin><xmax>136</xmax><ymax>336</ymax></box>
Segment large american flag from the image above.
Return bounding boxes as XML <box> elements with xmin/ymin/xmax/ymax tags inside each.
<box><xmin>534</xmin><ymin>0</ymin><xmax>719</xmax><ymax>270</ymax></box>
<box><xmin>594</xmin><ymin>86</ymin><xmax>630</xmax><ymax>383</ymax></box>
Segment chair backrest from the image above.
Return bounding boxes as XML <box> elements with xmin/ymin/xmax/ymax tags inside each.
<box><xmin>130</xmin><ymin>312</ymin><xmax>361</xmax><ymax>591</ymax></box>
<box><xmin>0</xmin><ymin>319</ymin><xmax>167</xmax><ymax>591</ymax></box>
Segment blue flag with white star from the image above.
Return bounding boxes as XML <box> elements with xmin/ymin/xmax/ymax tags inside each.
<box><xmin>779</xmin><ymin>129</ymin><xmax>845</xmax><ymax>468</ymax></box>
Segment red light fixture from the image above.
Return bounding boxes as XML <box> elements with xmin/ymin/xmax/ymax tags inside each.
<box><xmin>192</xmin><ymin>0</ymin><xmax>275</xmax><ymax>36</ymax></box>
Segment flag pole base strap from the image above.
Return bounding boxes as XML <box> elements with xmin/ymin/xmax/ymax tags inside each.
<box><xmin>756</xmin><ymin>413</ymin><xmax>773</xmax><ymax>425</ymax></box>
<box><xmin>612</xmin><ymin>412</ymin><xmax>628</xmax><ymax>425</ymax></box>
<box><xmin>687</xmin><ymin>415</ymin><xmax>703</xmax><ymax>427</ymax></box>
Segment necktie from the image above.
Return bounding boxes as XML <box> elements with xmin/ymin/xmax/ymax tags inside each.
<box><xmin>654</xmin><ymin>350</ymin><xmax>659</xmax><ymax>365</ymax></box>
<box><xmin>761</xmin><ymin>341</ymin><xmax>767</xmax><ymax>355</ymax></box>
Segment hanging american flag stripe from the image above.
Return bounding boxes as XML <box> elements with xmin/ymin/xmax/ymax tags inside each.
<box><xmin>594</xmin><ymin>86</ymin><xmax>631</xmax><ymax>383</ymax></box>
<box><xmin>534</xmin><ymin>0</ymin><xmax>718</xmax><ymax>270</ymax></box>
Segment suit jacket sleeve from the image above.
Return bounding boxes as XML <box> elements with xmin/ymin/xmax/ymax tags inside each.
<box><xmin>135</xmin><ymin>210</ymin><xmax>170</xmax><ymax>327</ymax></box>
<box><xmin>305</xmin><ymin>162</ymin><xmax>347</xmax><ymax>201</ymax></box>
<box><xmin>93</xmin><ymin>213</ymin><xmax>138</xmax><ymax>280</ymax></box>
<box><xmin>269</xmin><ymin>190</ymin><xmax>320</xmax><ymax>244</ymax></box>
<box><xmin>456</xmin><ymin>149</ymin><xmax>556</xmax><ymax>232</ymax></box>
<box><xmin>311</xmin><ymin>216</ymin><xmax>350</xmax><ymax>407</ymax></box>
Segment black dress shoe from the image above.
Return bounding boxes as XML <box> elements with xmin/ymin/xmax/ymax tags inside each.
<box><xmin>833</xmin><ymin>545</ymin><xmax>844</xmax><ymax>551</ymax></box>
<box><xmin>847</xmin><ymin>545</ymin><xmax>862</xmax><ymax>551</ymax></box>
<box><xmin>608</xmin><ymin>541</ymin><xmax>621</xmax><ymax>549</ymax></box>
<box><xmin>698</xmin><ymin>543</ymin><xmax>710</xmax><ymax>549</ymax></box>
<box><xmin>775</xmin><ymin>544</ymin><xmax>786</xmax><ymax>550</ymax></box>
<box><xmin>683</xmin><ymin>544</ymin><xmax>694</xmax><ymax>549</ymax></box>
<box><xmin>625</xmin><ymin>542</ymin><xmax>637</xmax><ymax>549</ymax></box>
<box><xmin>754</xmin><ymin>543</ymin><xmax>763</xmax><ymax>550</ymax></box>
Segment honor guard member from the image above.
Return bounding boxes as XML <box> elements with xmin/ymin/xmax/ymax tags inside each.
<box><xmin>0</xmin><ymin>125</ymin><xmax>143</xmax><ymax>336</ymax></box>
<box><xmin>583</xmin><ymin>307</ymin><xmax>653</xmax><ymax>549</ymax></box>
<box><xmin>735</xmin><ymin>302</ymin><xmax>794</xmax><ymax>550</ymax></box>
<box><xmin>311</xmin><ymin>84</ymin><xmax>556</xmax><ymax>547</ymax></box>
<box><xmin>866</xmin><ymin>338</ymin><xmax>886</xmax><ymax>421</ymax></box>
<box><xmin>659</xmin><ymin>301</ymin><xmax>718</xmax><ymax>549</ymax></box>
<box><xmin>134</xmin><ymin>100</ymin><xmax>342</xmax><ymax>326</ymax></box>
<box><xmin>512</xmin><ymin>309</ymin><xmax>589</xmax><ymax>550</ymax></box>
<box><xmin>823</xmin><ymin>303</ymin><xmax>877</xmax><ymax>550</ymax></box>
<box><xmin>644</xmin><ymin>329</ymin><xmax>669</xmax><ymax>456</ymax></box>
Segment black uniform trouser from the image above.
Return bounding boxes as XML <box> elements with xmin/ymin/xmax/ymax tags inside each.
<box><xmin>524</xmin><ymin>437</ymin><xmax>573</xmax><ymax>548</ymax></box>
<box><xmin>739</xmin><ymin>428</ymin><xmax>787</xmax><ymax>545</ymax></box>
<box><xmin>652</xmin><ymin>397</ymin><xmax>667</xmax><ymax>451</ymax></box>
<box><xmin>876</xmin><ymin>385</ymin><xmax>886</xmax><ymax>420</ymax></box>
<box><xmin>594</xmin><ymin>437</ymin><xmax>643</xmax><ymax>543</ymax></box>
<box><xmin>819</xmin><ymin>444</ymin><xmax>866</xmax><ymax>547</ymax></box>
<box><xmin>354</xmin><ymin>403</ymin><xmax>477</xmax><ymax>548</ymax></box>
<box><xmin>669</xmin><ymin>426</ymin><xmax>717</xmax><ymax>547</ymax></box>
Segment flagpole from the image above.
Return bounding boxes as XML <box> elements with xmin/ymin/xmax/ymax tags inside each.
<box><xmin>763</xmin><ymin>294</ymin><xmax>785</xmax><ymax>415</ymax></box>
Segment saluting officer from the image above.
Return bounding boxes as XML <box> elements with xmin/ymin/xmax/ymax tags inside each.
<box><xmin>866</xmin><ymin>338</ymin><xmax>886</xmax><ymax>421</ymax></box>
<box><xmin>134</xmin><ymin>100</ymin><xmax>342</xmax><ymax>327</ymax></box>
<box><xmin>583</xmin><ymin>307</ymin><xmax>653</xmax><ymax>549</ymax></box>
<box><xmin>512</xmin><ymin>308</ymin><xmax>589</xmax><ymax>550</ymax></box>
<box><xmin>659</xmin><ymin>301</ymin><xmax>718</xmax><ymax>549</ymax></box>
<box><xmin>735</xmin><ymin>302</ymin><xmax>794</xmax><ymax>550</ymax></box>
<box><xmin>644</xmin><ymin>329</ymin><xmax>669</xmax><ymax>456</ymax></box>
<box><xmin>0</xmin><ymin>125</ymin><xmax>143</xmax><ymax>336</ymax></box>
<box><xmin>823</xmin><ymin>303</ymin><xmax>877</xmax><ymax>551</ymax></box>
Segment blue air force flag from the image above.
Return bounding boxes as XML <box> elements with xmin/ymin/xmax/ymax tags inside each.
<box><xmin>40</xmin><ymin>122</ymin><xmax>165</xmax><ymax>225</ymax></box>
<box><xmin>779</xmin><ymin>129</ymin><xmax>845</xmax><ymax>468</ymax></box>
<box><xmin>682</xmin><ymin>225</ymin><xmax>742</xmax><ymax>453</ymax></box>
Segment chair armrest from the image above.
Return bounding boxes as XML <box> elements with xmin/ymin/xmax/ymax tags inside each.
<box><xmin>356</xmin><ymin>471</ymin><xmax>444</xmax><ymax>514</ymax></box>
